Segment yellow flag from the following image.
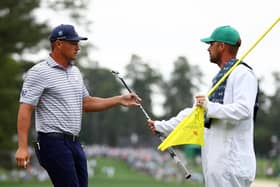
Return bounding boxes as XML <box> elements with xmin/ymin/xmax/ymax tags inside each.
<box><xmin>158</xmin><ymin>106</ymin><xmax>205</xmax><ymax>151</ymax></box>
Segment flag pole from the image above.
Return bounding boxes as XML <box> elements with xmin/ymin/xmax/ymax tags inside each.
<box><xmin>208</xmin><ymin>16</ymin><xmax>280</xmax><ymax>97</ymax></box>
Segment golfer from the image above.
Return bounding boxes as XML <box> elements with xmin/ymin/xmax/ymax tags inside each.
<box><xmin>149</xmin><ymin>25</ymin><xmax>258</xmax><ymax>187</ymax></box>
<box><xmin>15</xmin><ymin>24</ymin><xmax>141</xmax><ymax>187</ymax></box>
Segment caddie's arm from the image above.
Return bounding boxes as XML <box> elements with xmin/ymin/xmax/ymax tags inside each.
<box><xmin>148</xmin><ymin>107</ymin><xmax>193</xmax><ymax>136</ymax></box>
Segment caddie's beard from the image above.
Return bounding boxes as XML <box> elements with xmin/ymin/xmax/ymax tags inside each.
<box><xmin>210</xmin><ymin>56</ymin><xmax>218</xmax><ymax>64</ymax></box>
<box><xmin>209</xmin><ymin>53</ymin><xmax>221</xmax><ymax>66</ymax></box>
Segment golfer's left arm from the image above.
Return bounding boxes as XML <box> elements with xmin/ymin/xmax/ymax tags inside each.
<box><xmin>83</xmin><ymin>94</ymin><xmax>141</xmax><ymax>112</ymax></box>
<box><xmin>16</xmin><ymin>103</ymin><xmax>34</xmax><ymax>168</ymax></box>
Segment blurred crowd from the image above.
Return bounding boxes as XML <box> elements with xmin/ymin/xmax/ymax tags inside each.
<box><xmin>85</xmin><ymin>145</ymin><xmax>203</xmax><ymax>182</ymax></box>
<box><xmin>0</xmin><ymin>145</ymin><xmax>203</xmax><ymax>183</ymax></box>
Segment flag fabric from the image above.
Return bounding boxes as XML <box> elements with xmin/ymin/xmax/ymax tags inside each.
<box><xmin>158</xmin><ymin>106</ymin><xmax>205</xmax><ymax>151</ymax></box>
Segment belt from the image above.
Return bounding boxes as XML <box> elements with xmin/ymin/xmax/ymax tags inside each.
<box><xmin>38</xmin><ymin>132</ymin><xmax>79</xmax><ymax>142</ymax></box>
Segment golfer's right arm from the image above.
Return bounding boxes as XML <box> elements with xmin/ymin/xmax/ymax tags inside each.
<box><xmin>15</xmin><ymin>103</ymin><xmax>34</xmax><ymax>168</ymax></box>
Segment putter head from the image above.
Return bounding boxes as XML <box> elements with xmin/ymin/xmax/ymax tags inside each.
<box><xmin>111</xmin><ymin>70</ymin><xmax>124</xmax><ymax>79</ymax></box>
<box><xmin>111</xmin><ymin>70</ymin><xmax>119</xmax><ymax>75</ymax></box>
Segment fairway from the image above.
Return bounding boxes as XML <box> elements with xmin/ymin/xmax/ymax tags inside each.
<box><xmin>0</xmin><ymin>157</ymin><xmax>204</xmax><ymax>187</ymax></box>
<box><xmin>1</xmin><ymin>177</ymin><xmax>203</xmax><ymax>187</ymax></box>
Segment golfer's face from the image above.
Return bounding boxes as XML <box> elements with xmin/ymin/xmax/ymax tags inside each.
<box><xmin>59</xmin><ymin>40</ymin><xmax>80</xmax><ymax>61</ymax></box>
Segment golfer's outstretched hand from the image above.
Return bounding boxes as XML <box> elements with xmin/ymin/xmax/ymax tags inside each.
<box><xmin>120</xmin><ymin>93</ymin><xmax>141</xmax><ymax>107</ymax></box>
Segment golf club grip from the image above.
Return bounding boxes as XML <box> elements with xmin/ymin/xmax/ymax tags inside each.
<box><xmin>167</xmin><ymin>147</ymin><xmax>191</xmax><ymax>179</ymax></box>
<box><xmin>119</xmin><ymin>77</ymin><xmax>133</xmax><ymax>93</ymax></box>
<box><xmin>138</xmin><ymin>104</ymin><xmax>151</xmax><ymax>120</ymax></box>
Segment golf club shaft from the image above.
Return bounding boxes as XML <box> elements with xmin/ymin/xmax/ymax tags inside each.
<box><xmin>112</xmin><ymin>71</ymin><xmax>191</xmax><ymax>179</ymax></box>
<box><xmin>117</xmin><ymin>75</ymin><xmax>151</xmax><ymax>120</ymax></box>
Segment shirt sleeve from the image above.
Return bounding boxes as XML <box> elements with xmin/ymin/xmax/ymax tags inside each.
<box><xmin>75</xmin><ymin>66</ymin><xmax>89</xmax><ymax>98</ymax></box>
<box><xmin>154</xmin><ymin>107</ymin><xmax>192</xmax><ymax>136</ymax></box>
<box><xmin>19</xmin><ymin>67</ymin><xmax>46</xmax><ymax>106</ymax></box>
<box><xmin>82</xmin><ymin>83</ymin><xmax>90</xmax><ymax>98</ymax></box>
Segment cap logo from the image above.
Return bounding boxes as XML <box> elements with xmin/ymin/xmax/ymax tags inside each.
<box><xmin>58</xmin><ymin>30</ymin><xmax>64</xmax><ymax>36</ymax></box>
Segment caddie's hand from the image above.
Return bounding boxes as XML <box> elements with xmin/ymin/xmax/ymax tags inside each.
<box><xmin>148</xmin><ymin>119</ymin><xmax>157</xmax><ymax>134</ymax></box>
<box><xmin>15</xmin><ymin>147</ymin><xmax>30</xmax><ymax>169</ymax></box>
<box><xmin>195</xmin><ymin>94</ymin><xmax>208</xmax><ymax>110</ymax></box>
<box><xmin>120</xmin><ymin>93</ymin><xmax>141</xmax><ymax>107</ymax></box>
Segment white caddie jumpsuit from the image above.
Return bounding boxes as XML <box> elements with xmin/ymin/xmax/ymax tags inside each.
<box><xmin>154</xmin><ymin>65</ymin><xmax>258</xmax><ymax>187</ymax></box>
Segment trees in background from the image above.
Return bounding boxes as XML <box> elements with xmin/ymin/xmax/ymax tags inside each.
<box><xmin>0</xmin><ymin>0</ymin><xmax>90</xmax><ymax>168</ymax></box>
<box><xmin>79</xmin><ymin>55</ymin><xmax>204</xmax><ymax>148</ymax></box>
<box><xmin>163</xmin><ymin>56</ymin><xmax>203</xmax><ymax>118</ymax></box>
<box><xmin>254</xmin><ymin>73</ymin><xmax>280</xmax><ymax>158</ymax></box>
<box><xmin>79</xmin><ymin>56</ymin><xmax>280</xmax><ymax>159</ymax></box>
<box><xmin>0</xmin><ymin>0</ymin><xmax>48</xmax><ymax>169</ymax></box>
<box><xmin>0</xmin><ymin>0</ymin><xmax>48</xmax><ymax>152</ymax></box>
<box><xmin>122</xmin><ymin>55</ymin><xmax>163</xmax><ymax>146</ymax></box>
<box><xmin>80</xmin><ymin>67</ymin><xmax>125</xmax><ymax>146</ymax></box>
<box><xmin>0</xmin><ymin>1</ymin><xmax>279</xmax><ymax>170</ymax></box>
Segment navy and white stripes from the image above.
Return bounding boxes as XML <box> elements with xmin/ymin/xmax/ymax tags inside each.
<box><xmin>20</xmin><ymin>56</ymin><xmax>89</xmax><ymax>135</ymax></box>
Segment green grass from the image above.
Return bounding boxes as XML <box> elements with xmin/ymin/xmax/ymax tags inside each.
<box><xmin>0</xmin><ymin>157</ymin><xmax>204</xmax><ymax>187</ymax></box>
<box><xmin>256</xmin><ymin>157</ymin><xmax>280</xmax><ymax>177</ymax></box>
<box><xmin>1</xmin><ymin>178</ymin><xmax>201</xmax><ymax>187</ymax></box>
<box><xmin>0</xmin><ymin>181</ymin><xmax>52</xmax><ymax>187</ymax></box>
<box><xmin>2</xmin><ymin>157</ymin><xmax>279</xmax><ymax>187</ymax></box>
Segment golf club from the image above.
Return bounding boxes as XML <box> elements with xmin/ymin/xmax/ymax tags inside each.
<box><xmin>112</xmin><ymin>70</ymin><xmax>191</xmax><ymax>179</ymax></box>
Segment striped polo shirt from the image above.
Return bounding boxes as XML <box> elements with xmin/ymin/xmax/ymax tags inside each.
<box><xmin>20</xmin><ymin>56</ymin><xmax>89</xmax><ymax>135</ymax></box>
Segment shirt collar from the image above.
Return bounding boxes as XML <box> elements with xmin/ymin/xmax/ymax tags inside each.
<box><xmin>46</xmin><ymin>55</ymin><xmax>73</xmax><ymax>69</ymax></box>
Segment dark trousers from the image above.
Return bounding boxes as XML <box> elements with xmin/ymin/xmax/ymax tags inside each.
<box><xmin>34</xmin><ymin>132</ymin><xmax>88</xmax><ymax>187</ymax></box>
